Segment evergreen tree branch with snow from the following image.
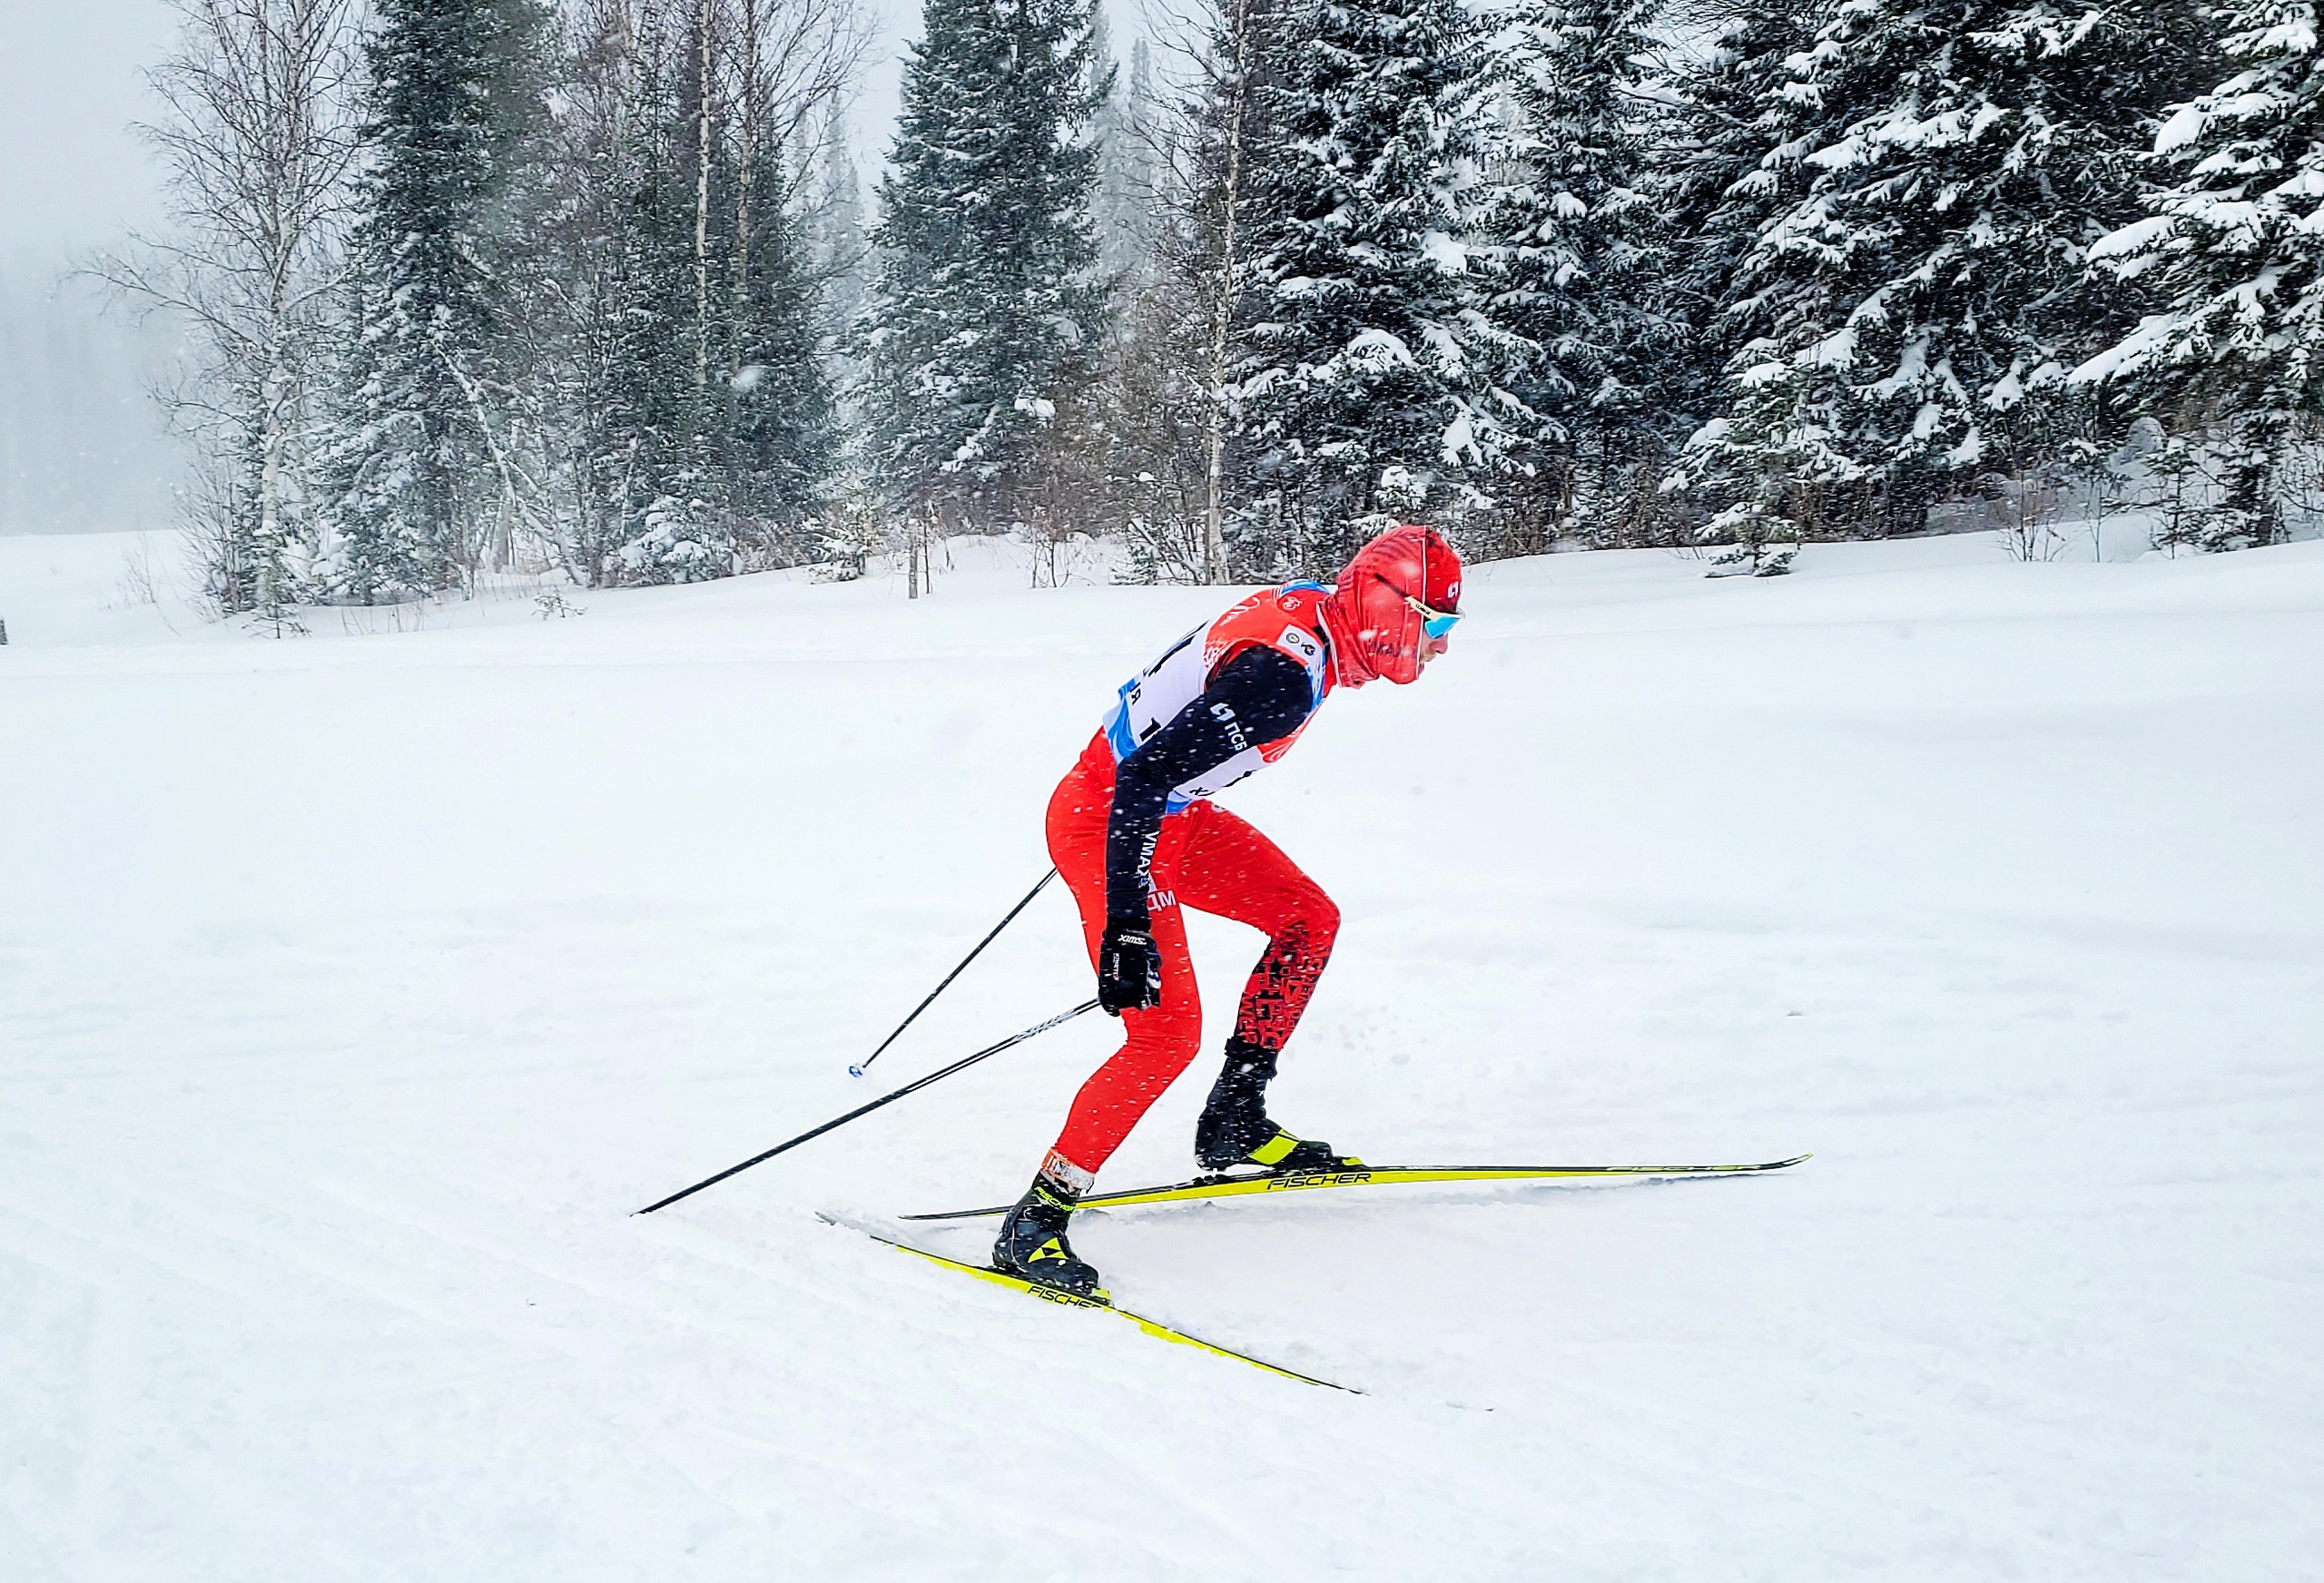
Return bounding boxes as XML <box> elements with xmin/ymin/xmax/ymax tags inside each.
<box><xmin>523</xmin><ymin>0</ymin><xmax>855</xmax><ymax>586</ymax></box>
<box><xmin>861</xmin><ymin>0</ymin><xmax>1110</xmax><ymax>532</ymax></box>
<box><xmin>1227</xmin><ymin>0</ymin><xmax>1528</xmax><ymax>575</ymax></box>
<box><xmin>320</xmin><ymin>0</ymin><xmax>555</xmax><ymax>602</ymax></box>
<box><xmin>2073</xmin><ymin>0</ymin><xmax>2324</xmax><ymax>546</ymax></box>
<box><xmin>1481</xmin><ymin>0</ymin><xmax>1683</xmax><ymax>554</ymax></box>
<box><xmin>1679</xmin><ymin>0</ymin><xmax>2208</xmax><ymax>558</ymax></box>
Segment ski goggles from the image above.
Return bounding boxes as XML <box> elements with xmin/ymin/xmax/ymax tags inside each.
<box><xmin>1407</xmin><ymin>595</ymin><xmax>1462</xmax><ymax>641</ymax></box>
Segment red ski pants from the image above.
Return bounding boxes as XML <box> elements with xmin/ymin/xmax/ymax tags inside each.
<box><xmin>1045</xmin><ymin>735</ymin><xmax>1339</xmax><ymax>1176</ymax></box>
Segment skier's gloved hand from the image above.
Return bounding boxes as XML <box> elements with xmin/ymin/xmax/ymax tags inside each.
<box><xmin>1097</xmin><ymin>917</ymin><xmax>1162</xmax><ymax>1016</ymax></box>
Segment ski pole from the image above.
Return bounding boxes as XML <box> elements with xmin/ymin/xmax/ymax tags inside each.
<box><xmin>635</xmin><ymin>998</ymin><xmax>1101</xmax><ymax>1215</ymax></box>
<box><xmin>851</xmin><ymin>868</ymin><xmax>1059</xmax><ymax>1077</ymax></box>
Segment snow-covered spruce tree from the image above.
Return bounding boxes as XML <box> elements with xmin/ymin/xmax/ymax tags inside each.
<box><xmin>600</xmin><ymin>0</ymin><xmax>724</xmax><ymax>581</ymax></box>
<box><xmin>1640</xmin><ymin>1</ymin><xmax>1833</xmax><ymax>573</ymax></box>
<box><xmin>1019</xmin><ymin>24</ymin><xmax>1175</xmax><ymax>572</ymax></box>
<box><xmin>584</xmin><ymin>1</ymin><xmax>745</xmax><ymax>584</ymax></box>
<box><xmin>686</xmin><ymin>0</ymin><xmax>847</xmax><ymax>573</ymax></box>
<box><xmin>1229</xmin><ymin>0</ymin><xmax>1526</xmax><ymax>574</ymax></box>
<box><xmin>1681</xmin><ymin>0</ymin><xmax>2210</xmax><ymax>553</ymax></box>
<box><xmin>861</xmin><ymin>0</ymin><xmax>1108</xmax><ymax>530</ymax></box>
<box><xmin>327</xmin><ymin>0</ymin><xmax>552</xmax><ymax>600</ymax></box>
<box><xmin>718</xmin><ymin>152</ymin><xmax>837</xmax><ymax>558</ymax></box>
<box><xmin>518</xmin><ymin>0</ymin><xmax>710</xmax><ymax>585</ymax></box>
<box><xmin>1481</xmin><ymin>0</ymin><xmax>1679</xmax><ymax>553</ymax></box>
<box><xmin>802</xmin><ymin>133</ymin><xmax>875</xmax><ymax>531</ymax></box>
<box><xmin>531</xmin><ymin>0</ymin><xmax>846</xmax><ymax>585</ymax></box>
<box><xmin>1091</xmin><ymin>32</ymin><xmax>1164</xmax><ymax>286</ymax></box>
<box><xmin>2073</xmin><ymin>0</ymin><xmax>2324</xmax><ymax>547</ymax></box>
<box><xmin>527</xmin><ymin>1</ymin><xmax>661</xmax><ymax>586</ymax></box>
<box><xmin>1656</xmin><ymin>2</ymin><xmax>1827</xmax><ymax>449</ymax></box>
<box><xmin>805</xmin><ymin>133</ymin><xmax>872</xmax><ymax>349</ymax></box>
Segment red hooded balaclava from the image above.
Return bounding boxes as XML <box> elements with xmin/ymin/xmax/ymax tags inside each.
<box><xmin>1319</xmin><ymin>523</ymin><xmax>1464</xmax><ymax>687</ymax></box>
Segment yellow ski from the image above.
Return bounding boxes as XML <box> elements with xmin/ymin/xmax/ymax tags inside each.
<box><xmin>902</xmin><ymin>1154</ymin><xmax>1811</xmax><ymax>1221</ymax></box>
<box><xmin>827</xmin><ymin>1218</ymin><xmax>1357</xmax><ymax>1392</ymax></box>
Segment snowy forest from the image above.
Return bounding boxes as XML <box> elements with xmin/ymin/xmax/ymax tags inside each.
<box><xmin>92</xmin><ymin>0</ymin><xmax>2324</xmax><ymax>618</ymax></box>
<box><xmin>10</xmin><ymin>4</ymin><xmax>2323</xmax><ymax>1567</ymax></box>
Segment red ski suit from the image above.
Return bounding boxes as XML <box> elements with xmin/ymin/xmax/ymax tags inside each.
<box><xmin>1044</xmin><ymin>587</ymin><xmax>1345</xmax><ymax>1177</ymax></box>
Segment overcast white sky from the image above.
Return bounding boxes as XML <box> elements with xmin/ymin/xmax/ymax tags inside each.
<box><xmin>0</xmin><ymin>0</ymin><xmax>183</xmax><ymax>256</ymax></box>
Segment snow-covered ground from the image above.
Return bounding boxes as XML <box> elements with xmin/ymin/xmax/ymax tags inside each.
<box><xmin>5</xmin><ymin>528</ymin><xmax>2319</xmax><ymax>1580</ymax></box>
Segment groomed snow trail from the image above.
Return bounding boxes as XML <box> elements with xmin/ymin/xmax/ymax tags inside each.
<box><xmin>4</xmin><ymin>532</ymin><xmax>2319</xmax><ymax>1580</ymax></box>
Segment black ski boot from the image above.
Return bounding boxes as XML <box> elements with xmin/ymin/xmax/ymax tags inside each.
<box><xmin>991</xmin><ymin>1176</ymin><xmax>1106</xmax><ymax>1300</ymax></box>
<box><xmin>1194</xmin><ymin>1037</ymin><xmax>1364</xmax><ymax>1174</ymax></box>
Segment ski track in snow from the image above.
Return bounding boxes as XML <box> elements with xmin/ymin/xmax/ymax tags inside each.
<box><xmin>3</xmin><ymin>530</ymin><xmax>2320</xmax><ymax>1580</ymax></box>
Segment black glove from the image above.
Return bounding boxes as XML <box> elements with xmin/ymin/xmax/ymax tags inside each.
<box><xmin>1097</xmin><ymin>916</ymin><xmax>1163</xmax><ymax>1016</ymax></box>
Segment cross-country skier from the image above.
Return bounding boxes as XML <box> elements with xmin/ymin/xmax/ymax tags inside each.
<box><xmin>993</xmin><ymin>523</ymin><xmax>1464</xmax><ymax>1294</ymax></box>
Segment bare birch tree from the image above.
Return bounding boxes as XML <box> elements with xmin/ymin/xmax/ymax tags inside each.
<box><xmin>694</xmin><ymin>0</ymin><xmax>719</xmax><ymax>402</ymax></box>
<box><xmin>91</xmin><ymin>0</ymin><xmax>361</xmax><ymax>623</ymax></box>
